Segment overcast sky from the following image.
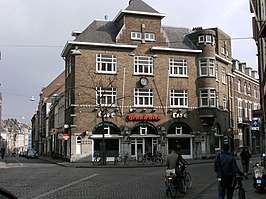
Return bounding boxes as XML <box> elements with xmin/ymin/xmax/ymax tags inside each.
<box><xmin>0</xmin><ymin>0</ymin><xmax>257</xmax><ymax>124</ymax></box>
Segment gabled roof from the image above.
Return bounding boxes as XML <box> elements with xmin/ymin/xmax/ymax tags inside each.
<box><xmin>125</xmin><ymin>0</ymin><xmax>159</xmax><ymax>14</ymax></box>
<box><xmin>74</xmin><ymin>21</ymin><xmax>119</xmax><ymax>44</ymax></box>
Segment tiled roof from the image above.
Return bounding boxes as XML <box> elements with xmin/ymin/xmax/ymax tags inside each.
<box><xmin>75</xmin><ymin>21</ymin><xmax>196</xmax><ymax>50</ymax></box>
<box><xmin>74</xmin><ymin>21</ymin><xmax>118</xmax><ymax>44</ymax></box>
<box><xmin>125</xmin><ymin>0</ymin><xmax>159</xmax><ymax>13</ymax></box>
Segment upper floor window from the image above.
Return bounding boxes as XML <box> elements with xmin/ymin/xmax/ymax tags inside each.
<box><xmin>223</xmin><ymin>95</ymin><xmax>227</xmax><ymax>110</ymax></box>
<box><xmin>66</xmin><ymin>57</ymin><xmax>72</xmax><ymax>76</ymax></box>
<box><xmin>238</xmin><ymin>98</ymin><xmax>243</xmax><ymax>120</ymax></box>
<box><xmin>206</xmin><ymin>35</ymin><xmax>212</xmax><ymax>43</ymax></box>
<box><xmin>134</xmin><ymin>88</ymin><xmax>153</xmax><ymax>107</ymax></box>
<box><xmin>144</xmin><ymin>33</ymin><xmax>155</xmax><ymax>41</ymax></box>
<box><xmin>221</xmin><ymin>67</ymin><xmax>226</xmax><ymax>84</ymax></box>
<box><xmin>199</xmin><ymin>58</ymin><xmax>215</xmax><ymax>77</ymax></box>
<box><xmin>170</xmin><ymin>89</ymin><xmax>188</xmax><ymax>107</ymax></box>
<box><xmin>254</xmin><ymin>86</ymin><xmax>257</xmax><ymax>98</ymax></box>
<box><xmin>200</xmin><ymin>89</ymin><xmax>216</xmax><ymax>107</ymax></box>
<box><xmin>169</xmin><ymin>58</ymin><xmax>188</xmax><ymax>77</ymax></box>
<box><xmin>244</xmin><ymin>82</ymin><xmax>247</xmax><ymax>95</ymax></box>
<box><xmin>238</xmin><ymin>80</ymin><xmax>241</xmax><ymax>93</ymax></box>
<box><xmin>248</xmin><ymin>83</ymin><xmax>251</xmax><ymax>96</ymax></box>
<box><xmin>198</xmin><ymin>35</ymin><xmax>205</xmax><ymax>43</ymax></box>
<box><xmin>215</xmin><ymin>64</ymin><xmax>219</xmax><ymax>81</ymax></box>
<box><xmin>96</xmin><ymin>87</ymin><xmax>117</xmax><ymax>106</ymax></box>
<box><xmin>96</xmin><ymin>54</ymin><xmax>117</xmax><ymax>74</ymax></box>
<box><xmin>134</xmin><ymin>56</ymin><xmax>153</xmax><ymax>75</ymax></box>
<box><xmin>131</xmin><ymin>32</ymin><xmax>141</xmax><ymax>40</ymax></box>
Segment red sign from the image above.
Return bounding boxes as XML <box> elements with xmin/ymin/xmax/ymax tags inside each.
<box><xmin>127</xmin><ymin>114</ymin><xmax>162</xmax><ymax>121</ymax></box>
<box><xmin>63</xmin><ymin>134</ymin><xmax>69</xmax><ymax>141</ymax></box>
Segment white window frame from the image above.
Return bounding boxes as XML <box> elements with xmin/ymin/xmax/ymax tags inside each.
<box><xmin>96</xmin><ymin>87</ymin><xmax>117</xmax><ymax>106</ymax></box>
<box><xmin>223</xmin><ymin>95</ymin><xmax>227</xmax><ymax>110</ymax></box>
<box><xmin>199</xmin><ymin>58</ymin><xmax>215</xmax><ymax>77</ymax></box>
<box><xmin>206</xmin><ymin>35</ymin><xmax>212</xmax><ymax>43</ymax></box>
<box><xmin>254</xmin><ymin>86</ymin><xmax>257</xmax><ymax>98</ymax></box>
<box><xmin>96</xmin><ymin>54</ymin><xmax>117</xmax><ymax>74</ymax></box>
<box><xmin>131</xmin><ymin>32</ymin><xmax>142</xmax><ymax>40</ymax></box>
<box><xmin>200</xmin><ymin>88</ymin><xmax>216</xmax><ymax>107</ymax></box>
<box><xmin>238</xmin><ymin>80</ymin><xmax>241</xmax><ymax>93</ymax></box>
<box><xmin>215</xmin><ymin>64</ymin><xmax>219</xmax><ymax>81</ymax></box>
<box><xmin>248</xmin><ymin>83</ymin><xmax>251</xmax><ymax>96</ymax></box>
<box><xmin>175</xmin><ymin>126</ymin><xmax>182</xmax><ymax>135</ymax></box>
<box><xmin>221</xmin><ymin>67</ymin><xmax>226</xmax><ymax>84</ymax></box>
<box><xmin>140</xmin><ymin>126</ymin><xmax>147</xmax><ymax>135</ymax></box>
<box><xmin>198</xmin><ymin>35</ymin><xmax>204</xmax><ymax>43</ymax></box>
<box><xmin>244</xmin><ymin>82</ymin><xmax>247</xmax><ymax>95</ymax></box>
<box><xmin>170</xmin><ymin>90</ymin><xmax>188</xmax><ymax>108</ymax></box>
<box><xmin>134</xmin><ymin>56</ymin><xmax>153</xmax><ymax>75</ymax></box>
<box><xmin>144</xmin><ymin>33</ymin><xmax>155</xmax><ymax>41</ymax></box>
<box><xmin>134</xmin><ymin>88</ymin><xmax>153</xmax><ymax>107</ymax></box>
<box><xmin>169</xmin><ymin>58</ymin><xmax>188</xmax><ymax>77</ymax></box>
<box><xmin>238</xmin><ymin>98</ymin><xmax>243</xmax><ymax>121</ymax></box>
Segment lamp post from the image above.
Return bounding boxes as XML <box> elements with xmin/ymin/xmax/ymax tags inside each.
<box><xmin>64</xmin><ymin>124</ymin><xmax>71</xmax><ymax>162</ymax></box>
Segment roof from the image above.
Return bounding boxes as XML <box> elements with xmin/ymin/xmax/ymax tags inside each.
<box><xmin>74</xmin><ymin>21</ymin><xmax>119</xmax><ymax>44</ymax></box>
<box><xmin>74</xmin><ymin>21</ymin><xmax>196</xmax><ymax>50</ymax></box>
<box><xmin>125</xmin><ymin>0</ymin><xmax>159</xmax><ymax>13</ymax></box>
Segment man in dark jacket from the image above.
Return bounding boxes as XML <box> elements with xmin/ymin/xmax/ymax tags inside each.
<box><xmin>240</xmin><ymin>147</ymin><xmax>252</xmax><ymax>177</ymax></box>
<box><xmin>214</xmin><ymin>144</ymin><xmax>244</xmax><ymax>199</ymax></box>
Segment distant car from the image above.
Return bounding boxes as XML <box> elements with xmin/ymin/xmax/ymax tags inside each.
<box><xmin>26</xmin><ymin>149</ymin><xmax>38</xmax><ymax>159</ymax></box>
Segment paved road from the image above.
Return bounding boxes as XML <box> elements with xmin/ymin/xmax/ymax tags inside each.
<box><xmin>0</xmin><ymin>156</ymin><xmax>265</xmax><ymax>198</ymax></box>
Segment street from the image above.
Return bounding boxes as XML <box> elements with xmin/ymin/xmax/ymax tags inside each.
<box><xmin>0</xmin><ymin>156</ymin><xmax>265</xmax><ymax>198</ymax></box>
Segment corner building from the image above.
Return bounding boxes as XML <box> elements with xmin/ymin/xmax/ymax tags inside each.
<box><xmin>61</xmin><ymin>0</ymin><xmax>240</xmax><ymax>162</ymax></box>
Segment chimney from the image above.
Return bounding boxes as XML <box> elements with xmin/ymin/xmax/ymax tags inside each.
<box><xmin>129</xmin><ymin>0</ymin><xmax>134</xmax><ymax>5</ymax></box>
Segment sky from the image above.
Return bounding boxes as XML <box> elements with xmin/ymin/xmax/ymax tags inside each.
<box><xmin>0</xmin><ymin>0</ymin><xmax>257</xmax><ymax>124</ymax></box>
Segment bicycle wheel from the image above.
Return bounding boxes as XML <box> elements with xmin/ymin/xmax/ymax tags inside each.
<box><xmin>184</xmin><ymin>172</ymin><xmax>192</xmax><ymax>189</ymax></box>
<box><xmin>117</xmin><ymin>157</ymin><xmax>123</xmax><ymax>165</ymax></box>
<box><xmin>238</xmin><ymin>187</ymin><xmax>246</xmax><ymax>199</ymax></box>
<box><xmin>143</xmin><ymin>157</ymin><xmax>152</xmax><ymax>165</ymax></box>
<box><xmin>181</xmin><ymin>177</ymin><xmax>187</xmax><ymax>194</ymax></box>
<box><xmin>92</xmin><ymin>157</ymin><xmax>99</xmax><ymax>165</ymax></box>
<box><xmin>168</xmin><ymin>185</ymin><xmax>178</xmax><ymax>198</ymax></box>
<box><xmin>153</xmin><ymin>157</ymin><xmax>163</xmax><ymax>165</ymax></box>
<box><xmin>124</xmin><ymin>157</ymin><xmax>130</xmax><ymax>165</ymax></box>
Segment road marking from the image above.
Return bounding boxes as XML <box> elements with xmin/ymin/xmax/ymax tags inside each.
<box><xmin>13</xmin><ymin>157</ymin><xmax>24</xmax><ymax>166</ymax></box>
<box><xmin>31</xmin><ymin>174</ymin><xmax>99</xmax><ymax>199</ymax></box>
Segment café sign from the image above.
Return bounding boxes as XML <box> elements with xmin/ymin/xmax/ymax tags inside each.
<box><xmin>127</xmin><ymin>114</ymin><xmax>162</xmax><ymax>121</ymax></box>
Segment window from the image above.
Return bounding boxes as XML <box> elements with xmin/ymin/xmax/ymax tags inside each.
<box><xmin>223</xmin><ymin>95</ymin><xmax>227</xmax><ymax>110</ymax></box>
<box><xmin>199</xmin><ymin>58</ymin><xmax>215</xmax><ymax>76</ymax></box>
<box><xmin>215</xmin><ymin>64</ymin><xmax>218</xmax><ymax>80</ymax></box>
<box><xmin>145</xmin><ymin>33</ymin><xmax>155</xmax><ymax>41</ymax></box>
<box><xmin>96</xmin><ymin>54</ymin><xmax>117</xmax><ymax>74</ymax></box>
<box><xmin>200</xmin><ymin>89</ymin><xmax>216</xmax><ymax>107</ymax></box>
<box><xmin>169</xmin><ymin>58</ymin><xmax>188</xmax><ymax>76</ymax></box>
<box><xmin>140</xmin><ymin>126</ymin><xmax>147</xmax><ymax>135</ymax></box>
<box><xmin>134</xmin><ymin>88</ymin><xmax>153</xmax><ymax>107</ymax></box>
<box><xmin>206</xmin><ymin>35</ymin><xmax>212</xmax><ymax>43</ymax></box>
<box><xmin>198</xmin><ymin>35</ymin><xmax>204</xmax><ymax>43</ymax></box>
<box><xmin>96</xmin><ymin>87</ymin><xmax>117</xmax><ymax>106</ymax></box>
<box><xmin>170</xmin><ymin>90</ymin><xmax>188</xmax><ymax>107</ymax></box>
<box><xmin>221</xmin><ymin>67</ymin><xmax>226</xmax><ymax>84</ymax></box>
<box><xmin>254</xmin><ymin>86</ymin><xmax>257</xmax><ymax>98</ymax></box>
<box><xmin>175</xmin><ymin>126</ymin><xmax>182</xmax><ymax>135</ymax></box>
<box><xmin>238</xmin><ymin>99</ymin><xmax>243</xmax><ymax>121</ymax></box>
<box><xmin>134</xmin><ymin>56</ymin><xmax>153</xmax><ymax>75</ymax></box>
<box><xmin>244</xmin><ymin>82</ymin><xmax>247</xmax><ymax>95</ymax></box>
<box><xmin>238</xmin><ymin>80</ymin><xmax>241</xmax><ymax>93</ymax></box>
<box><xmin>221</xmin><ymin>47</ymin><xmax>225</xmax><ymax>55</ymax></box>
<box><xmin>66</xmin><ymin>57</ymin><xmax>72</xmax><ymax>76</ymax></box>
<box><xmin>131</xmin><ymin>32</ymin><xmax>141</xmax><ymax>40</ymax></box>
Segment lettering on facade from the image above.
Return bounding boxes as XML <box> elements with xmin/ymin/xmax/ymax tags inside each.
<box><xmin>97</xmin><ymin>111</ymin><xmax>115</xmax><ymax>118</ymax></box>
<box><xmin>127</xmin><ymin>114</ymin><xmax>162</xmax><ymax>121</ymax></box>
<box><xmin>171</xmin><ymin>112</ymin><xmax>188</xmax><ymax>119</ymax></box>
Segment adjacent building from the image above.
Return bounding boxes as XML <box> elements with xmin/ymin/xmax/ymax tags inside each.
<box><xmin>250</xmin><ymin>0</ymin><xmax>266</xmax><ymax>153</ymax></box>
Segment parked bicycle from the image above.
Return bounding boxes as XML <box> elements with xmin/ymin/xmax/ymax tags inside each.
<box><xmin>92</xmin><ymin>155</ymin><xmax>106</xmax><ymax>165</ymax></box>
<box><xmin>114</xmin><ymin>152</ymin><xmax>130</xmax><ymax>165</ymax></box>
<box><xmin>234</xmin><ymin>176</ymin><xmax>246</xmax><ymax>199</ymax></box>
<box><xmin>180</xmin><ymin>164</ymin><xmax>192</xmax><ymax>190</ymax></box>
<box><xmin>142</xmin><ymin>152</ymin><xmax>163</xmax><ymax>165</ymax></box>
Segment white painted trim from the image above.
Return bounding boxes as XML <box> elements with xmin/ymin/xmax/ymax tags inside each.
<box><xmin>151</xmin><ymin>46</ymin><xmax>202</xmax><ymax>53</ymax></box>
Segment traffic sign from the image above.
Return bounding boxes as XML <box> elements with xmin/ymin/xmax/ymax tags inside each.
<box><xmin>252</xmin><ymin>119</ymin><xmax>260</xmax><ymax>130</ymax></box>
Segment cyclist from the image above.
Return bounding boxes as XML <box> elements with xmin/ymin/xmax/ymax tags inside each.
<box><xmin>166</xmin><ymin>144</ymin><xmax>188</xmax><ymax>193</ymax></box>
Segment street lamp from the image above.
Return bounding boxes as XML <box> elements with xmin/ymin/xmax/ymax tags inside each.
<box><xmin>64</xmin><ymin>124</ymin><xmax>71</xmax><ymax>162</ymax></box>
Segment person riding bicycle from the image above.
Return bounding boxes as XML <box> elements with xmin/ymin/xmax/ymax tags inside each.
<box><xmin>166</xmin><ymin>145</ymin><xmax>188</xmax><ymax>193</ymax></box>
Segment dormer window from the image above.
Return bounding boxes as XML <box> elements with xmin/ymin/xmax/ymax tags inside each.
<box><xmin>131</xmin><ymin>32</ymin><xmax>141</xmax><ymax>40</ymax></box>
<box><xmin>206</xmin><ymin>35</ymin><xmax>212</xmax><ymax>43</ymax></box>
<box><xmin>145</xmin><ymin>33</ymin><xmax>155</xmax><ymax>41</ymax></box>
<box><xmin>198</xmin><ymin>35</ymin><xmax>205</xmax><ymax>43</ymax></box>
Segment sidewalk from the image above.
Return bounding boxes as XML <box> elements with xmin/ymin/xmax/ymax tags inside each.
<box><xmin>0</xmin><ymin>157</ymin><xmax>6</xmax><ymax>168</ymax></box>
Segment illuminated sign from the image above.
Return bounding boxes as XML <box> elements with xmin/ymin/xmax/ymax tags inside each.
<box><xmin>127</xmin><ymin>114</ymin><xmax>162</xmax><ymax>121</ymax></box>
<box><xmin>171</xmin><ymin>112</ymin><xmax>188</xmax><ymax>119</ymax></box>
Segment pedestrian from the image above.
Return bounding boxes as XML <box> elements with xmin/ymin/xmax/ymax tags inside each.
<box><xmin>166</xmin><ymin>145</ymin><xmax>188</xmax><ymax>194</ymax></box>
<box><xmin>214</xmin><ymin>144</ymin><xmax>245</xmax><ymax>199</ymax></box>
<box><xmin>1</xmin><ymin>147</ymin><xmax>6</xmax><ymax>159</ymax></box>
<box><xmin>240</xmin><ymin>147</ymin><xmax>252</xmax><ymax>178</ymax></box>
